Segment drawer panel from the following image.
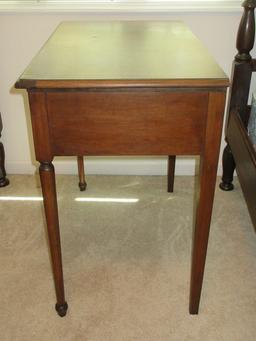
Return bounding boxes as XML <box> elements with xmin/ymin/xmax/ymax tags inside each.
<box><xmin>46</xmin><ymin>90</ymin><xmax>208</xmax><ymax>156</ymax></box>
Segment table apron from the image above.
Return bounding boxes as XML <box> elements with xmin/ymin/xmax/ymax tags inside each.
<box><xmin>29</xmin><ymin>90</ymin><xmax>210</xmax><ymax>159</ymax></box>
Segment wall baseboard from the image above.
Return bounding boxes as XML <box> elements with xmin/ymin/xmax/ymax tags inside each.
<box><xmin>6</xmin><ymin>156</ymin><xmax>224</xmax><ymax>176</ymax></box>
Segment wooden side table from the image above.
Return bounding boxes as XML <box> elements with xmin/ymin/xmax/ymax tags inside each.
<box><xmin>16</xmin><ymin>21</ymin><xmax>229</xmax><ymax>317</ymax></box>
<box><xmin>0</xmin><ymin>113</ymin><xmax>9</xmax><ymax>187</ymax></box>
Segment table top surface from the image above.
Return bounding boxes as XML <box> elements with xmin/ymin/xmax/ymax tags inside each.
<box><xmin>16</xmin><ymin>21</ymin><xmax>228</xmax><ymax>89</ymax></box>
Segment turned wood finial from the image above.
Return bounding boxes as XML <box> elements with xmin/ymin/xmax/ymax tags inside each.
<box><xmin>236</xmin><ymin>0</ymin><xmax>256</xmax><ymax>61</ymax></box>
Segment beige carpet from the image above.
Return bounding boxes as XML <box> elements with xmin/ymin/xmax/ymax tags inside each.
<box><xmin>1</xmin><ymin>175</ymin><xmax>256</xmax><ymax>340</ymax></box>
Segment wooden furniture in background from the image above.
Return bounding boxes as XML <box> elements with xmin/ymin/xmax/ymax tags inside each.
<box><xmin>0</xmin><ymin>113</ymin><xmax>9</xmax><ymax>187</ymax></box>
<box><xmin>220</xmin><ymin>0</ymin><xmax>256</xmax><ymax>228</ymax></box>
<box><xmin>16</xmin><ymin>21</ymin><xmax>228</xmax><ymax>317</ymax></box>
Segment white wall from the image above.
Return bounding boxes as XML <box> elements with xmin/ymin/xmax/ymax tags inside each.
<box><xmin>0</xmin><ymin>11</ymin><xmax>241</xmax><ymax>176</ymax></box>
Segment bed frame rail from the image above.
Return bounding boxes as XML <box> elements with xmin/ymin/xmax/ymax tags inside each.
<box><xmin>220</xmin><ymin>0</ymin><xmax>256</xmax><ymax>230</ymax></box>
<box><xmin>227</xmin><ymin>109</ymin><xmax>256</xmax><ymax>227</ymax></box>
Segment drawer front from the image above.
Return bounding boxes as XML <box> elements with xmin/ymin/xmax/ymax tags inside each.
<box><xmin>46</xmin><ymin>90</ymin><xmax>208</xmax><ymax>156</ymax></box>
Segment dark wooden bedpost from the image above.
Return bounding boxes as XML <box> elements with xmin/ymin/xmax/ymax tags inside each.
<box><xmin>220</xmin><ymin>0</ymin><xmax>256</xmax><ymax>191</ymax></box>
<box><xmin>236</xmin><ymin>0</ymin><xmax>255</xmax><ymax>62</ymax></box>
<box><xmin>0</xmin><ymin>113</ymin><xmax>9</xmax><ymax>187</ymax></box>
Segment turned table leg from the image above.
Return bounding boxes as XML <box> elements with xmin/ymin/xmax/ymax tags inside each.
<box><xmin>219</xmin><ymin>144</ymin><xmax>236</xmax><ymax>191</ymax></box>
<box><xmin>77</xmin><ymin>156</ymin><xmax>87</xmax><ymax>191</ymax></box>
<box><xmin>39</xmin><ymin>162</ymin><xmax>68</xmax><ymax>317</ymax></box>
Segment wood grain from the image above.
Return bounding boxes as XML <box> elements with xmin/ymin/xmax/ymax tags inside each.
<box><xmin>227</xmin><ymin>110</ymin><xmax>256</xmax><ymax>229</ymax></box>
<box><xmin>16</xmin><ymin>20</ymin><xmax>228</xmax><ymax>317</ymax></box>
<box><xmin>190</xmin><ymin>91</ymin><xmax>226</xmax><ymax>314</ymax></box>
<box><xmin>46</xmin><ymin>90</ymin><xmax>208</xmax><ymax>156</ymax></box>
<box><xmin>15</xmin><ymin>21</ymin><xmax>228</xmax><ymax>89</ymax></box>
<box><xmin>39</xmin><ymin>162</ymin><xmax>68</xmax><ymax>317</ymax></box>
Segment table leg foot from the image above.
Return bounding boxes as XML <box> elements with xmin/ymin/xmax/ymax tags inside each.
<box><xmin>55</xmin><ymin>301</ymin><xmax>68</xmax><ymax>317</ymax></box>
<box><xmin>78</xmin><ymin>181</ymin><xmax>87</xmax><ymax>191</ymax></box>
<box><xmin>189</xmin><ymin>304</ymin><xmax>199</xmax><ymax>315</ymax></box>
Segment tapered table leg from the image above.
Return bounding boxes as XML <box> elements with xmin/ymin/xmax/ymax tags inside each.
<box><xmin>189</xmin><ymin>156</ymin><xmax>216</xmax><ymax>314</ymax></box>
<box><xmin>167</xmin><ymin>155</ymin><xmax>176</xmax><ymax>192</ymax></box>
<box><xmin>189</xmin><ymin>92</ymin><xmax>226</xmax><ymax>314</ymax></box>
<box><xmin>77</xmin><ymin>156</ymin><xmax>87</xmax><ymax>191</ymax></box>
<box><xmin>39</xmin><ymin>162</ymin><xmax>68</xmax><ymax>317</ymax></box>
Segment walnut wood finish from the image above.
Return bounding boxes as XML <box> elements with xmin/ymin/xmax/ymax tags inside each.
<box><xmin>190</xmin><ymin>91</ymin><xmax>226</xmax><ymax>314</ymax></box>
<box><xmin>16</xmin><ymin>78</ymin><xmax>228</xmax><ymax>90</ymax></box>
<box><xmin>0</xmin><ymin>113</ymin><xmax>9</xmax><ymax>187</ymax></box>
<box><xmin>77</xmin><ymin>156</ymin><xmax>87</xmax><ymax>191</ymax></box>
<box><xmin>46</xmin><ymin>91</ymin><xmax>207</xmax><ymax>156</ymax></box>
<box><xmin>26</xmin><ymin>87</ymin><xmax>227</xmax><ymax>317</ymax></box>
<box><xmin>227</xmin><ymin>110</ymin><xmax>256</xmax><ymax>227</ymax></box>
<box><xmin>39</xmin><ymin>162</ymin><xmax>67</xmax><ymax>317</ymax></box>
<box><xmin>16</xmin><ymin>21</ymin><xmax>228</xmax><ymax>317</ymax></box>
<box><xmin>15</xmin><ymin>22</ymin><xmax>227</xmax><ymax>88</ymax></box>
<box><xmin>220</xmin><ymin>0</ymin><xmax>256</xmax><ymax>191</ymax></box>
